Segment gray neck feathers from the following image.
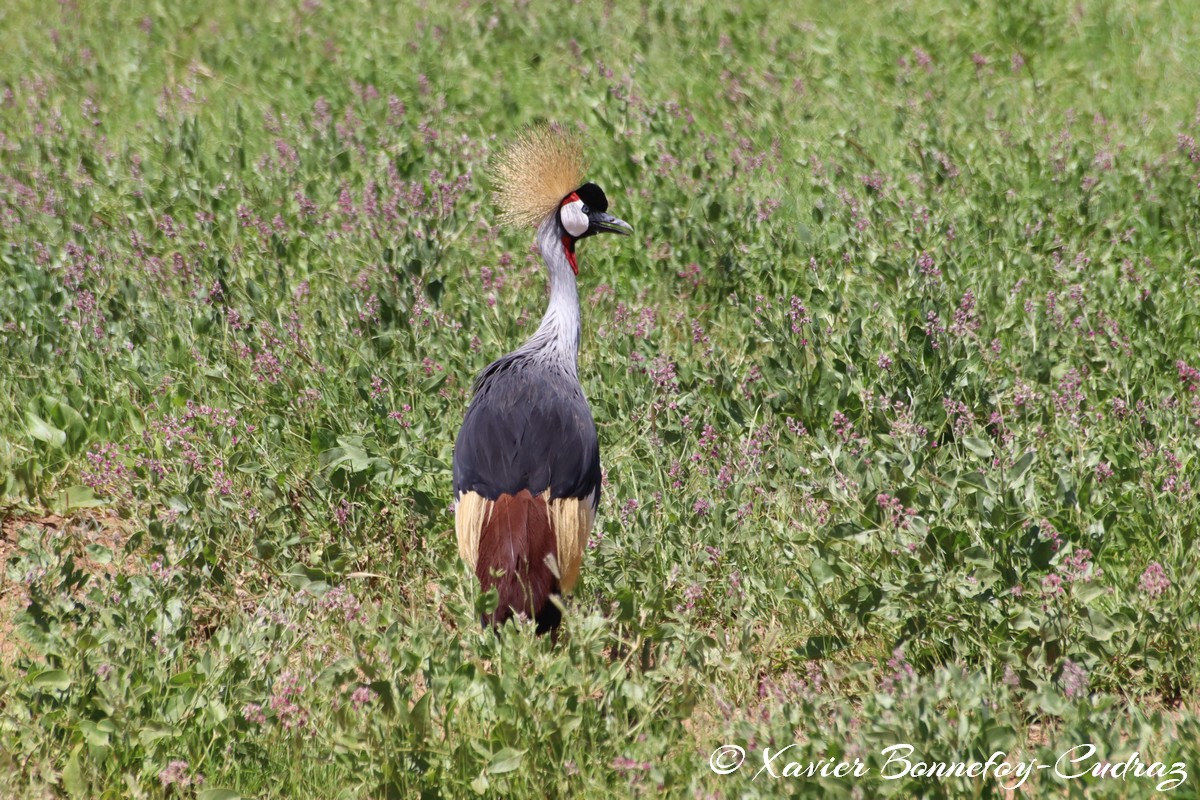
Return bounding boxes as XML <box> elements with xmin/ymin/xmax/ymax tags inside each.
<box><xmin>517</xmin><ymin>214</ymin><xmax>582</xmax><ymax>376</ymax></box>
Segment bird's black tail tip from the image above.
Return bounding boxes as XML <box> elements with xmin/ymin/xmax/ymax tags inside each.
<box><xmin>480</xmin><ymin>588</ymin><xmax>564</xmax><ymax>640</ymax></box>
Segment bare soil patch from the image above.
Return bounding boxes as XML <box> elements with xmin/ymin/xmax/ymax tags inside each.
<box><xmin>0</xmin><ymin>509</ymin><xmax>135</xmax><ymax>666</ymax></box>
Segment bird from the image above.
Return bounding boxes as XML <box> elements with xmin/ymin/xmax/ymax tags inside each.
<box><xmin>452</xmin><ymin>125</ymin><xmax>631</xmax><ymax>636</ymax></box>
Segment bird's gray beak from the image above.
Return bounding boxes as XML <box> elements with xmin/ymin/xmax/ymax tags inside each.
<box><xmin>592</xmin><ymin>212</ymin><xmax>633</xmax><ymax>236</ymax></box>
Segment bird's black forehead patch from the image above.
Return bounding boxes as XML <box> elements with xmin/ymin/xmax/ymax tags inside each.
<box><xmin>571</xmin><ymin>182</ymin><xmax>608</xmax><ymax>213</ymax></box>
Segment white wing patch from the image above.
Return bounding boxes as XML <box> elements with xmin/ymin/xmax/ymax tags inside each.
<box><xmin>545</xmin><ymin>492</ymin><xmax>594</xmax><ymax>592</ymax></box>
<box><xmin>559</xmin><ymin>199</ymin><xmax>589</xmax><ymax>237</ymax></box>
<box><xmin>455</xmin><ymin>489</ymin><xmax>594</xmax><ymax>593</ymax></box>
<box><xmin>455</xmin><ymin>491</ymin><xmax>491</xmax><ymax>570</ymax></box>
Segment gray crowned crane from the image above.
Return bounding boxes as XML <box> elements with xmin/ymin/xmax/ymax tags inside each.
<box><xmin>453</xmin><ymin>126</ymin><xmax>631</xmax><ymax>635</ymax></box>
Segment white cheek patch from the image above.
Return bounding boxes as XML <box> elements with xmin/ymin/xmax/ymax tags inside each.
<box><xmin>559</xmin><ymin>199</ymin><xmax>589</xmax><ymax>237</ymax></box>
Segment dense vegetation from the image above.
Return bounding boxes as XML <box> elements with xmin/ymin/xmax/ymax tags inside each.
<box><xmin>2</xmin><ymin>0</ymin><xmax>1199</xmax><ymax>796</ymax></box>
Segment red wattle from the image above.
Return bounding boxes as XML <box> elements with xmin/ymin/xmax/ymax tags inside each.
<box><xmin>562</xmin><ymin>235</ymin><xmax>578</xmax><ymax>274</ymax></box>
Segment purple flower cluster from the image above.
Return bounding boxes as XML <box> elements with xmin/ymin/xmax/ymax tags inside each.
<box><xmin>1139</xmin><ymin>562</ymin><xmax>1171</xmax><ymax>598</ymax></box>
<box><xmin>647</xmin><ymin>355</ymin><xmax>679</xmax><ymax>395</ymax></box>
<box><xmin>942</xmin><ymin>397</ymin><xmax>973</xmax><ymax>437</ymax></box>
<box><xmin>611</xmin><ymin>756</ymin><xmax>652</xmax><ymax>773</ymax></box>
<box><xmin>388</xmin><ymin>404</ymin><xmax>413</xmax><ymax>427</ymax></box>
<box><xmin>350</xmin><ymin>685</ymin><xmax>378</xmax><ymax>711</ymax></box>
<box><xmin>787</xmin><ymin>296</ymin><xmax>811</xmax><ymax>342</ymax></box>
<box><xmin>1041</xmin><ymin>573</ymin><xmax>1064</xmax><ymax>599</ymax></box>
<box><xmin>676</xmin><ymin>582</ymin><xmax>704</xmax><ymax>613</ymax></box>
<box><xmin>334</xmin><ymin>499</ymin><xmax>353</xmax><ymax>529</ymax></box>
<box><xmin>242</xmin><ymin>703</ymin><xmax>267</xmax><ymax>725</ymax></box>
<box><xmin>1011</xmin><ymin>380</ymin><xmax>1043</xmax><ymax>410</ymax></box>
<box><xmin>924</xmin><ymin>310</ymin><xmax>945</xmax><ymax>347</ymax></box>
<box><xmin>880</xmin><ymin>647</ymin><xmax>917</xmax><ymax>696</ymax></box>
<box><xmin>1059</xmin><ymin>548</ymin><xmax>1100</xmax><ymax>583</ymax></box>
<box><xmin>1177</xmin><ymin>360</ymin><xmax>1200</xmax><ymax>393</ymax></box>
<box><xmin>318</xmin><ymin>585</ymin><xmax>369</xmax><ymax>624</ymax></box>
<box><xmin>876</xmin><ymin>493</ymin><xmax>917</xmax><ymax>531</ymax></box>
<box><xmin>917</xmin><ymin>251</ymin><xmax>940</xmax><ymax>283</ymax></box>
<box><xmin>1060</xmin><ymin>659</ymin><xmax>1089</xmax><ymax>698</ymax></box>
<box><xmin>1052</xmin><ymin>368</ymin><xmax>1088</xmax><ymax>428</ymax></box>
<box><xmin>832</xmin><ymin>411</ymin><xmax>854</xmax><ymax>443</ymax></box>
<box><xmin>81</xmin><ymin>442</ymin><xmax>134</xmax><ymax>499</ymax></box>
<box><xmin>269</xmin><ymin>671</ymin><xmax>310</xmax><ymax>731</ymax></box>
<box><xmin>158</xmin><ymin>760</ymin><xmax>201</xmax><ymax>788</ymax></box>
<box><xmin>949</xmin><ymin>291</ymin><xmax>980</xmax><ymax>338</ymax></box>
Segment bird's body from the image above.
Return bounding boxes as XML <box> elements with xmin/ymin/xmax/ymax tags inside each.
<box><xmin>452</xmin><ymin>128</ymin><xmax>629</xmax><ymax>635</ymax></box>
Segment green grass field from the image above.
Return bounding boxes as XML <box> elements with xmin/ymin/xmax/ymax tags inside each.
<box><xmin>3</xmin><ymin>0</ymin><xmax>1200</xmax><ymax>797</ymax></box>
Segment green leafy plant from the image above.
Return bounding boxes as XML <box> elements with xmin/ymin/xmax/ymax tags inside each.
<box><xmin>1</xmin><ymin>0</ymin><xmax>1198</xmax><ymax>797</ymax></box>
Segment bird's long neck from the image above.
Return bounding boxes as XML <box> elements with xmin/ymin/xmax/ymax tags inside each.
<box><xmin>519</xmin><ymin>214</ymin><xmax>581</xmax><ymax>375</ymax></box>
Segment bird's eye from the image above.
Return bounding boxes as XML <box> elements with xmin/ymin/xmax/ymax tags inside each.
<box><xmin>581</xmin><ymin>205</ymin><xmax>590</xmax><ymax>215</ymax></box>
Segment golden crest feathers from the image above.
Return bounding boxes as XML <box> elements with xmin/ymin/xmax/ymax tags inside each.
<box><xmin>491</xmin><ymin>124</ymin><xmax>588</xmax><ymax>229</ymax></box>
